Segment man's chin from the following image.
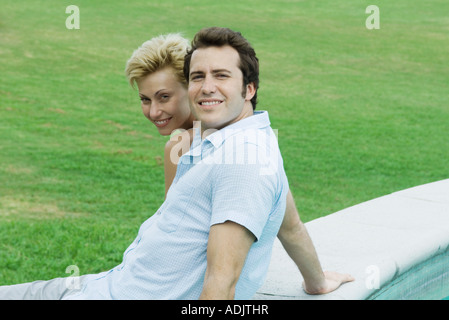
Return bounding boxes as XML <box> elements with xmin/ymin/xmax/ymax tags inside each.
<box><xmin>198</xmin><ymin>119</ymin><xmax>228</xmax><ymax>136</ymax></box>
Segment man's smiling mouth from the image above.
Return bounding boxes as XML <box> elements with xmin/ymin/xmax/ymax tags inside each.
<box><xmin>199</xmin><ymin>100</ymin><xmax>223</xmax><ymax>108</ymax></box>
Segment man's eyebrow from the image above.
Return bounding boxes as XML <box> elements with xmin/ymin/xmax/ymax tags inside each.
<box><xmin>189</xmin><ymin>70</ymin><xmax>204</xmax><ymax>77</ymax></box>
<box><xmin>212</xmin><ymin>69</ymin><xmax>231</xmax><ymax>74</ymax></box>
<box><xmin>189</xmin><ymin>69</ymin><xmax>231</xmax><ymax>77</ymax></box>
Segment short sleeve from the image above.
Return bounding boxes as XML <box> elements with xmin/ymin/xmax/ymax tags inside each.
<box><xmin>209</xmin><ymin>143</ymin><xmax>279</xmax><ymax>241</ymax></box>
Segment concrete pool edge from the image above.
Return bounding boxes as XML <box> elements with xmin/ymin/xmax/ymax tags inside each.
<box><xmin>253</xmin><ymin>179</ymin><xmax>449</xmax><ymax>300</ymax></box>
<box><xmin>367</xmin><ymin>246</ymin><xmax>449</xmax><ymax>300</ymax></box>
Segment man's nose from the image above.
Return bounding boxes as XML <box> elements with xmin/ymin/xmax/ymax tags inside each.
<box><xmin>201</xmin><ymin>75</ymin><xmax>217</xmax><ymax>94</ymax></box>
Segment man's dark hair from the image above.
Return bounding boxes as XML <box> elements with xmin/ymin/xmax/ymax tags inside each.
<box><xmin>184</xmin><ymin>27</ymin><xmax>259</xmax><ymax>110</ymax></box>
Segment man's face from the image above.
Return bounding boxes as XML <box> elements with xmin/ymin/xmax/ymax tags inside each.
<box><xmin>188</xmin><ymin>45</ymin><xmax>255</xmax><ymax>132</ymax></box>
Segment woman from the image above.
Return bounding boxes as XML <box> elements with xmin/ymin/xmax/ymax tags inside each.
<box><xmin>125</xmin><ymin>33</ymin><xmax>195</xmax><ymax>196</ymax></box>
<box><xmin>124</xmin><ymin>33</ymin><xmax>353</xmax><ymax>294</ymax></box>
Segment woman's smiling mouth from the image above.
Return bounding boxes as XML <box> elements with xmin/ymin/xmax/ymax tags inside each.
<box><xmin>153</xmin><ymin>117</ymin><xmax>172</xmax><ymax>128</ymax></box>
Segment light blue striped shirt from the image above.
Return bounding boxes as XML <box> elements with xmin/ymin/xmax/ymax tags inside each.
<box><xmin>65</xmin><ymin>111</ymin><xmax>288</xmax><ymax>299</ymax></box>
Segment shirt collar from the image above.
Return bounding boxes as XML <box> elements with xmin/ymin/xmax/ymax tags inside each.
<box><xmin>182</xmin><ymin>111</ymin><xmax>271</xmax><ymax>158</ymax></box>
<box><xmin>204</xmin><ymin>111</ymin><xmax>271</xmax><ymax>149</ymax></box>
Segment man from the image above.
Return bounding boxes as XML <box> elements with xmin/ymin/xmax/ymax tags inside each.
<box><xmin>183</xmin><ymin>27</ymin><xmax>353</xmax><ymax>298</ymax></box>
<box><xmin>0</xmin><ymin>27</ymin><xmax>352</xmax><ymax>300</ymax></box>
<box><xmin>183</xmin><ymin>29</ymin><xmax>287</xmax><ymax>299</ymax></box>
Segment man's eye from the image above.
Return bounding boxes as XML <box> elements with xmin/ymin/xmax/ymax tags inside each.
<box><xmin>190</xmin><ymin>75</ymin><xmax>203</xmax><ymax>81</ymax></box>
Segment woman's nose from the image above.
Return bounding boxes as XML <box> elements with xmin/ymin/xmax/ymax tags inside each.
<box><xmin>149</xmin><ymin>102</ymin><xmax>163</xmax><ymax>120</ymax></box>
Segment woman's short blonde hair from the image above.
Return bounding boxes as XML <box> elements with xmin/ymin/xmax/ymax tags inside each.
<box><xmin>125</xmin><ymin>33</ymin><xmax>190</xmax><ymax>88</ymax></box>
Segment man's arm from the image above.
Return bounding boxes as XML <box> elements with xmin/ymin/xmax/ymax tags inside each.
<box><xmin>200</xmin><ymin>221</ymin><xmax>255</xmax><ymax>300</ymax></box>
<box><xmin>278</xmin><ymin>190</ymin><xmax>354</xmax><ymax>294</ymax></box>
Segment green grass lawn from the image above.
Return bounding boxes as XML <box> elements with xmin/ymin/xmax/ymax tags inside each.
<box><xmin>1</xmin><ymin>0</ymin><xmax>448</xmax><ymax>284</ymax></box>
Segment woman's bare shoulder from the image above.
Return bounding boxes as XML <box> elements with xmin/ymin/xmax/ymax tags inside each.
<box><xmin>164</xmin><ymin>129</ymin><xmax>194</xmax><ymax>157</ymax></box>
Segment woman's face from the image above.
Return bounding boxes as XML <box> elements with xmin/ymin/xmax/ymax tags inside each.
<box><xmin>137</xmin><ymin>67</ymin><xmax>194</xmax><ymax>136</ymax></box>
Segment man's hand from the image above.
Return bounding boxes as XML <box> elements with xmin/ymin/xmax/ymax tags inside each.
<box><xmin>303</xmin><ymin>271</ymin><xmax>355</xmax><ymax>295</ymax></box>
<box><xmin>279</xmin><ymin>191</ymin><xmax>354</xmax><ymax>296</ymax></box>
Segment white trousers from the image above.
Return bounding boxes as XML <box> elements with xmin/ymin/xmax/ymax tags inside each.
<box><xmin>0</xmin><ymin>276</ymin><xmax>88</xmax><ymax>300</ymax></box>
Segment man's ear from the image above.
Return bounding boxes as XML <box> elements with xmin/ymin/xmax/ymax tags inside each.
<box><xmin>245</xmin><ymin>82</ymin><xmax>256</xmax><ymax>101</ymax></box>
